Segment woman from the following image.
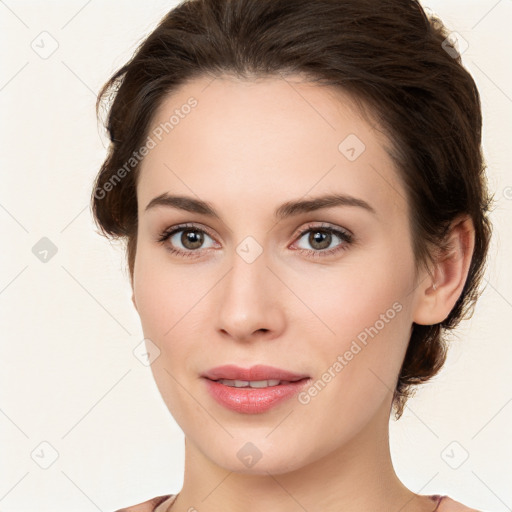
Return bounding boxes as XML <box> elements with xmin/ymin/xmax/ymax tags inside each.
<box><xmin>91</xmin><ymin>0</ymin><xmax>492</xmax><ymax>510</ymax></box>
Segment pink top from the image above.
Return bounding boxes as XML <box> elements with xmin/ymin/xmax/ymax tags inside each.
<box><xmin>114</xmin><ymin>493</ymin><xmax>484</xmax><ymax>511</ymax></box>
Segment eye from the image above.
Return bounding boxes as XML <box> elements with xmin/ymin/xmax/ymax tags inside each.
<box><xmin>156</xmin><ymin>222</ymin><xmax>353</xmax><ymax>259</ymax></box>
<box><xmin>292</xmin><ymin>223</ymin><xmax>353</xmax><ymax>258</ymax></box>
<box><xmin>157</xmin><ymin>223</ymin><xmax>217</xmax><ymax>258</ymax></box>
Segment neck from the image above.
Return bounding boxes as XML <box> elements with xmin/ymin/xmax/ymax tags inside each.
<box><xmin>171</xmin><ymin>398</ymin><xmax>434</xmax><ymax>512</ymax></box>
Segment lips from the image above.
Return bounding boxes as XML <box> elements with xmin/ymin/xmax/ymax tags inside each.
<box><xmin>201</xmin><ymin>364</ymin><xmax>309</xmax><ymax>383</ymax></box>
<box><xmin>202</xmin><ymin>365</ymin><xmax>312</xmax><ymax>413</ymax></box>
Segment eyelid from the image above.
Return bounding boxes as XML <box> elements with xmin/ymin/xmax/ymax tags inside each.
<box><xmin>290</xmin><ymin>221</ymin><xmax>353</xmax><ymax>244</ymax></box>
<box><xmin>289</xmin><ymin>222</ymin><xmax>353</xmax><ymax>255</ymax></box>
<box><xmin>157</xmin><ymin>222</ymin><xmax>218</xmax><ymax>243</ymax></box>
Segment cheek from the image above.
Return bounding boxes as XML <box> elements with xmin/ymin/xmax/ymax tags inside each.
<box><xmin>133</xmin><ymin>245</ymin><xmax>220</xmax><ymax>354</ymax></box>
<box><xmin>133</xmin><ymin>248</ymin><xmax>203</xmax><ymax>421</ymax></box>
<box><xmin>295</xmin><ymin>250</ymin><xmax>413</xmax><ymax>337</ymax></box>
<box><xmin>133</xmin><ymin>246</ymin><xmax>182</xmax><ymax>339</ymax></box>
<box><xmin>293</xmin><ymin>268</ymin><xmax>413</xmax><ymax>430</ymax></box>
<box><xmin>293</xmin><ymin>247</ymin><xmax>415</xmax><ymax>386</ymax></box>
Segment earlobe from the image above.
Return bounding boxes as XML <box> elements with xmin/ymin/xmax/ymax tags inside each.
<box><xmin>413</xmin><ymin>215</ymin><xmax>475</xmax><ymax>326</ymax></box>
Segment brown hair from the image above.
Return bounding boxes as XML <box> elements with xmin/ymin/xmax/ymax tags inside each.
<box><xmin>91</xmin><ymin>0</ymin><xmax>493</xmax><ymax>419</ymax></box>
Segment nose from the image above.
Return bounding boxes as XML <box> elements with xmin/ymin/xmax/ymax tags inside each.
<box><xmin>215</xmin><ymin>246</ymin><xmax>286</xmax><ymax>343</ymax></box>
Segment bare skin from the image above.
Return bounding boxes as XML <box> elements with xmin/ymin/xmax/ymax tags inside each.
<box><xmin>131</xmin><ymin>74</ymin><xmax>475</xmax><ymax>512</ymax></box>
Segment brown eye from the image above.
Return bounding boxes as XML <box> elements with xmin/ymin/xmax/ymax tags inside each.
<box><xmin>308</xmin><ymin>230</ymin><xmax>332</xmax><ymax>250</ymax></box>
<box><xmin>180</xmin><ymin>229</ymin><xmax>204</xmax><ymax>250</ymax></box>
<box><xmin>293</xmin><ymin>224</ymin><xmax>353</xmax><ymax>258</ymax></box>
<box><xmin>157</xmin><ymin>224</ymin><xmax>217</xmax><ymax>257</ymax></box>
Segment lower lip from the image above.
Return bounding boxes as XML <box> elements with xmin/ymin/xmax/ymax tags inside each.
<box><xmin>203</xmin><ymin>378</ymin><xmax>310</xmax><ymax>414</ymax></box>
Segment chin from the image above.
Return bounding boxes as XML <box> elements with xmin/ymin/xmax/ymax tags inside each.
<box><xmin>223</xmin><ymin>455</ymin><xmax>306</xmax><ymax>476</ymax></box>
<box><xmin>198</xmin><ymin>435</ymin><xmax>316</xmax><ymax>476</ymax></box>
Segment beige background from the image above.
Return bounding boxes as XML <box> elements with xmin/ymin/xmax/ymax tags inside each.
<box><xmin>1</xmin><ymin>1</ymin><xmax>511</xmax><ymax>511</ymax></box>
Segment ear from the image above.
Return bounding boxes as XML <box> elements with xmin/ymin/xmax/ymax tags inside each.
<box><xmin>413</xmin><ymin>214</ymin><xmax>475</xmax><ymax>325</ymax></box>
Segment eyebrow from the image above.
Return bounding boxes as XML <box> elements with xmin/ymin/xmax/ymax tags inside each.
<box><xmin>144</xmin><ymin>192</ymin><xmax>376</xmax><ymax>219</ymax></box>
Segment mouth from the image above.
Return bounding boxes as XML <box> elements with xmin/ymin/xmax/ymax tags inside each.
<box><xmin>201</xmin><ymin>365</ymin><xmax>311</xmax><ymax>414</ymax></box>
<box><xmin>210</xmin><ymin>378</ymin><xmax>306</xmax><ymax>388</ymax></box>
<box><xmin>201</xmin><ymin>364</ymin><xmax>310</xmax><ymax>383</ymax></box>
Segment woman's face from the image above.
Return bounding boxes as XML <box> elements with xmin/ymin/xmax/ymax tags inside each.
<box><xmin>132</xmin><ymin>75</ymin><xmax>427</xmax><ymax>474</ymax></box>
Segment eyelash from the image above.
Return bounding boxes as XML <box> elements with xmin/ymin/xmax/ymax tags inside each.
<box><xmin>156</xmin><ymin>222</ymin><xmax>354</xmax><ymax>259</ymax></box>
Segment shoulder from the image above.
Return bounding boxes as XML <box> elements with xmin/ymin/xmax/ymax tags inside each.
<box><xmin>113</xmin><ymin>494</ymin><xmax>174</xmax><ymax>512</ymax></box>
<box><xmin>438</xmin><ymin>496</ymin><xmax>484</xmax><ymax>511</ymax></box>
<box><xmin>113</xmin><ymin>494</ymin><xmax>485</xmax><ymax>512</ymax></box>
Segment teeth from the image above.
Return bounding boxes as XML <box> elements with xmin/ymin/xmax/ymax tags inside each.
<box><xmin>217</xmin><ymin>379</ymin><xmax>284</xmax><ymax>388</ymax></box>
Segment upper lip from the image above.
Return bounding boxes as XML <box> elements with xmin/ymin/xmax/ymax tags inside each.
<box><xmin>202</xmin><ymin>364</ymin><xmax>309</xmax><ymax>382</ymax></box>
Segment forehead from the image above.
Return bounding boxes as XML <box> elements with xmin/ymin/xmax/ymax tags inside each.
<box><xmin>137</xmin><ymin>74</ymin><xmax>407</xmax><ymax>222</ymax></box>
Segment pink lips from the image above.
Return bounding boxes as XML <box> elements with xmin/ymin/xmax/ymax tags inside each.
<box><xmin>201</xmin><ymin>364</ymin><xmax>309</xmax><ymax>382</ymax></box>
<box><xmin>201</xmin><ymin>364</ymin><xmax>311</xmax><ymax>414</ymax></box>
